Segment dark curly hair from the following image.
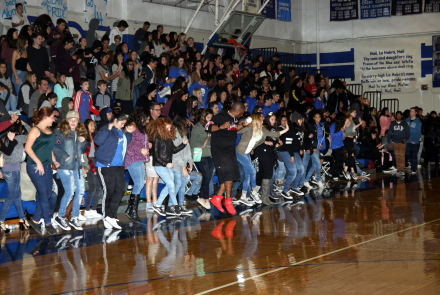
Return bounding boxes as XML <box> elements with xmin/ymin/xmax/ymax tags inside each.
<box><xmin>147</xmin><ymin>117</ymin><xmax>176</xmax><ymax>142</ymax></box>
<box><xmin>126</xmin><ymin>107</ymin><xmax>149</xmax><ymax>134</ymax></box>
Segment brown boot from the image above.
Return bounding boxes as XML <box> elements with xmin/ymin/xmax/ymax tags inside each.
<box><xmin>261</xmin><ymin>179</ymin><xmax>273</xmax><ymax>206</ymax></box>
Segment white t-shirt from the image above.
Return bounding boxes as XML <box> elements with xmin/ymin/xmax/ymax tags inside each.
<box><xmin>11</xmin><ymin>14</ymin><xmax>29</xmax><ymax>31</ymax></box>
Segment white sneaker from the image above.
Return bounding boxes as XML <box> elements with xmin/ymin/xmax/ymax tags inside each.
<box><xmin>84</xmin><ymin>210</ymin><xmax>93</xmax><ymax>218</ymax></box>
<box><xmin>304</xmin><ymin>181</ymin><xmax>313</xmax><ymax>189</ymax></box>
<box><xmin>90</xmin><ymin>210</ymin><xmax>102</xmax><ymax>219</ymax></box>
<box><xmin>317</xmin><ymin>181</ymin><xmax>325</xmax><ymax>188</ymax></box>
<box><xmin>108</xmin><ymin>217</ymin><xmax>122</xmax><ymax>230</ymax></box>
<box><xmin>106</xmin><ymin>230</ymin><xmax>121</xmax><ymax>243</ymax></box>
<box><xmin>389</xmin><ymin>166</ymin><xmax>397</xmax><ymax>171</ymax></box>
<box><xmin>39</xmin><ymin>218</ymin><xmax>45</xmax><ymax>228</ymax></box>
<box><xmin>103</xmin><ymin>216</ymin><xmax>113</xmax><ymax>229</ymax></box>
<box><xmin>77</xmin><ymin>213</ymin><xmax>87</xmax><ymax>221</ymax></box>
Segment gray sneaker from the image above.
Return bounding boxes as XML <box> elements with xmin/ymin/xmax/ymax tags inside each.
<box><xmin>146</xmin><ymin>202</ymin><xmax>154</xmax><ymax>212</ymax></box>
<box><xmin>239</xmin><ymin>198</ymin><xmax>254</xmax><ymax>207</ymax></box>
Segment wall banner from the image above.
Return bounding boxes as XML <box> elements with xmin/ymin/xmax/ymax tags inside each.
<box><xmin>276</xmin><ymin>0</ymin><xmax>291</xmax><ymax>21</ymax></box>
<box><xmin>0</xmin><ymin>0</ymin><xmax>27</xmax><ymax>19</ymax></box>
<box><xmin>391</xmin><ymin>0</ymin><xmax>422</xmax><ymax>15</ymax></box>
<box><xmin>84</xmin><ymin>0</ymin><xmax>107</xmax><ymax>26</ymax></box>
<box><xmin>330</xmin><ymin>0</ymin><xmax>359</xmax><ymax>21</ymax></box>
<box><xmin>261</xmin><ymin>0</ymin><xmax>275</xmax><ymax>19</ymax></box>
<box><xmin>425</xmin><ymin>0</ymin><xmax>440</xmax><ymax>13</ymax></box>
<box><xmin>41</xmin><ymin>0</ymin><xmax>68</xmax><ymax>24</ymax></box>
<box><xmin>360</xmin><ymin>0</ymin><xmax>391</xmax><ymax>19</ymax></box>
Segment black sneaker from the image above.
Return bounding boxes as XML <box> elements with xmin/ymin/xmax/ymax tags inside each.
<box><xmin>152</xmin><ymin>204</ymin><xmax>166</xmax><ymax>216</ymax></box>
<box><xmin>54</xmin><ymin>216</ymin><xmax>71</xmax><ymax>231</ymax></box>
<box><xmin>280</xmin><ymin>191</ymin><xmax>293</xmax><ymax>200</ymax></box>
<box><xmin>239</xmin><ymin>198</ymin><xmax>254</xmax><ymax>207</ymax></box>
<box><xmin>269</xmin><ymin>194</ymin><xmax>279</xmax><ymax>200</ymax></box>
<box><xmin>29</xmin><ymin>219</ymin><xmax>43</xmax><ymax>235</ymax></box>
<box><xmin>166</xmin><ymin>205</ymin><xmax>181</xmax><ymax>216</ymax></box>
<box><xmin>179</xmin><ymin>205</ymin><xmax>193</xmax><ymax>215</ymax></box>
<box><xmin>250</xmin><ymin>192</ymin><xmax>262</xmax><ymax>204</ymax></box>
<box><xmin>310</xmin><ymin>176</ymin><xmax>319</xmax><ymax>185</ymax></box>
<box><xmin>290</xmin><ymin>188</ymin><xmax>305</xmax><ymax>196</ymax></box>
<box><xmin>45</xmin><ymin>225</ymin><xmax>57</xmax><ymax>235</ymax></box>
<box><xmin>69</xmin><ymin>218</ymin><xmax>83</xmax><ymax>231</ymax></box>
<box><xmin>350</xmin><ymin>172</ymin><xmax>357</xmax><ymax>180</ymax></box>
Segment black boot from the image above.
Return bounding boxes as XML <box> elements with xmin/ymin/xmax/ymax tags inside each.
<box><xmin>127</xmin><ymin>194</ymin><xmax>142</xmax><ymax>225</ymax></box>
<box><xmin>125</xmin><ymin>194</ymin><xmax>134</xmax><ymax>214</ymax></box>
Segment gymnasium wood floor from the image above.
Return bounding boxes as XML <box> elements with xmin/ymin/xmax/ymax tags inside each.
<box><xmin>1</xmin><ymin>170</ymin><xmax>440</xmax><ymax>295</ymax></box>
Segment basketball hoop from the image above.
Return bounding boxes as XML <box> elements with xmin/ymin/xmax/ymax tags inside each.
<box><xmin>228</xmin><ymin>38</ymin><xmax>248</xmax><ymax>63</ymax></box>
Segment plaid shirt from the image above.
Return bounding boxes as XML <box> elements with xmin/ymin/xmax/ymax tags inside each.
<box><xmin>85</xmin><ymin>140</ymin><xmax>97</xmax><ymax>173</ymax></box>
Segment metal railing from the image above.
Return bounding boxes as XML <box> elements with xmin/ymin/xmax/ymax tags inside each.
<box><xmin>363</xmin><ymin>91</ymin><xmax>382</xmax><ymax>110</ymax></box>
<box><xmin>295</xmin><ymin>62</ymin><xmax>312</xmax><ymax>75</ymax></box>
<box><xmin>329</xmin><ymin>76</ymin><xmax>345</xmax><ymax>86</ymax></box>
<box><xmin>346</xmin><ymin>84</ymin><xmax>363</xmax><ymax>97</ymax></box>
<box><xmin>380</xmin><ymin>99</ymin><xmax>399</xmax><ymax>115</ymax></box>
<box><xmin>311</xmin><ymin>69</ymin><xmax>328</xmax><ymax>77</ymax></box>
<box><xmin>249</xmin><ymin>47</ymin><xmax>278</xmax><ymax>62</ymax></box>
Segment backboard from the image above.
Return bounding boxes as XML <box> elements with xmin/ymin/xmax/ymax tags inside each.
<box><xmin>205</xmin><ymin>10</ymin><xmax>265</xmax><ymax>51</ymax></box>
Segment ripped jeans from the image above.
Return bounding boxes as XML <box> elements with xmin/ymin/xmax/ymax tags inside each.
<box><xmin>57</xmin><ymin>163</ymin><xmax>85</xmax><ymax>219</ymax></box>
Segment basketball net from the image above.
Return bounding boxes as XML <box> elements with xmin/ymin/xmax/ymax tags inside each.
<box><xmin>228</xmin><ymin>39</ymin><xmax>248</xmax><ymax>64</ymax></box>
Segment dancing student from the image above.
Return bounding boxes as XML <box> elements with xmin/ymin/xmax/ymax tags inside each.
<box><xmin>115</xmin><ymin>58</ymin><xmax>144</xmax><ymax>114</ymax></box>
<box><xmin>330</xmin><ymin>112</ymin><xmax>346</xmax><ymax>181</ymax></box>
<box><xmin>24</xmin><ymin>107</ymin><xmax>58</xmax><ymax>235</ymax></box>
<box><xmin>147</xmin><ymin>117</ymin><xmax>188</xmax><ymax>216</ymax></box>
<box><xmin>95</xmin><ymin>109</ymin><xmax>129</xmax><ymax>229</ymax></box>
<box><xmin>172</xmin><ymin>113</ymin><xmax>194</xmax><ymax>215</ymax></box>
<box><xmin>52</xmin><ymin>111</ymin><xmax>87</xmax><ymax>231</ymax></box>
<box><xmin>274</xmin><ymin>114</ymin><xmax>288</xmax><ymax>188</ymax></box>
<box><xmin>343</xmin><ymin>108</ymin><xmax>363</xmax><ymax>180</ymax></box>
<box><xmin>251</xmin><ymin>112</ymin><xmax>289</xmax><ymax>205</ymax></box>
<box><xmin>278</xmin><ymin>111</ymin><xmax>305</xmax><ymax>199</ymax></box>
<box><xmin>0</xmin><ymin>121</ymin><xmax>31</xmax><ymax>232</ymax></box>
<box><xmin>83</xmin><ymin>119</ymin><xmax>103</xmax><ymax>218</ymax></box>
<box><xmin>124</xmin><ymin>108</ymin><xmax>150</xmax><ymax>223</ymax></box>
<box><xmin>303</xmin><ymin>111</ymin><xmax>326</xmax><ymax>188</ymax></box>
<box><xmin>190</xmin><ymin>108</ymin><xmax>213</xmax><ymax>209</ymax></box>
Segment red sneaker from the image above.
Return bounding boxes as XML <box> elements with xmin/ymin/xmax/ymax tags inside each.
<box><xmin>225</xmin><ymin>220</ymin><xmax>236</xmax><ymax>239</ymax></box>
<box><xmin>211</xmin><ymin>221</ymin><xmax>225</xmax><ymax>239</ymax></box>
<box><xmin>210</xmin><ymin>195</ymin><xmax>224</xmax><ymax>213</ymax></box>
<box><xmin>224</xmin><ymin>198</ymin><xmax>237</xmax><ymax>215</ymax></box>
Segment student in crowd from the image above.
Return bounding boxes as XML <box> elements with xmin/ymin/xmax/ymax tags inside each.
<box><xmin>27</xmin><ymin>33</ymin><xmax>50</xmax><ymax>79</ymax></box>
<box><xmin>1</xmin><ymin>28</ymin><xmax>19</xmax><ymax>86</ymax></box>
<box><xmin>52</xmin><ymin>111</ymin><xmax>87</xmax><ymax>231</ymax></box>
<box><xmin>303</xmin><ymin>111</ymin><xmax>325</xmax><ymax>188</ymax></box>
<box><xmin>11</xmin><ymin>3</ymin><xmax>30</xmax><ymax>31</ymax></box>
<box><xmin>54</xmin><ymin>37</ymin><xmax>74</xmax><ymax>96</ymax></box>
<box><xmin>115</xmin><ymin>59</ymin><xmax>144</xmax><ymax>114</ymax></box>
<box><xmin>95</xmin><ymin>52</ymin><xmax>118</xmax><ymax>90</ymax></box>
<box><xmin>83</xmin><ymin>118</ymin><xmax>103</xmax><ymax>218</ymax></box>
<box><xmin>38</xmin><ymin>92</ymin><xmax>58</xmax><ymax>110</ymax></box>
<box><xmin>93</xmin><ymin>80</ymin><xmax>112</xmax><ymax>110</ymax></box>
<box><xmin>73</xmin><ymin>78</ymin><xmax>100</xmax><ymax>122</ymax></box>
<box><xmin>172</xmin><ymin>113</ymin><xmax>194</xmax><ymax>215</ymax></box>
<box><xmin>95</xmin><ymin>109</ymin><xmax>128</xmax><ymax>230</ymax></box>
<box><xmin>343</xmin><ymin>108</ymin><xmax>363</xmax><ymax>180</ymax></box>
<box><xmin>124</xmin><ymin>108</ymin><xmax>150</xmax><ymax>223</ymax></box>
<box><xmin>405</xmin><ymin>107</ymin><xmax>422</xmax><ymax>174</ymax></box>
<box><xmin>53</xmin><ymin>73</ymin><xmax>70</xmax><ymax>108</ymax></box>
<box><xmin>388</xmin><ymin>111</ymin><xmax>409</xmax><ymax>176</ymax></box>
<box><xmin>111</xmin><ymin>52</ymin><xmax>124</xmax><ymax>96</ymax></box>
<box><xmin>379</xmin><ymin>107</ymin><xmax>394</xmax><ymax>137</ymax></box>
<box><xmin>17</xmin><ymin>71</ymin><xmax>36</xmax><ymax>114</ymax></box>
<box><xmin>0</xmin><ymin>62</ymin><xmax>18</xmax><ymax>111</ymax></box>
<box><xmin>11</xmin><ymin>36</ymin><xmax>30</xmax><ymax>97</ymax></box>
<box><xmin>330</xmin><ymin>112</ymin><xmax>346</xmax><ymax>181</ymax></box>
<box><xmin>109</xmin><ymin>20</ymin><xmax>129</xmax><ymax>46</ymax></box>
<box><xmin>24</xmin><ymin>107</ymin><xmax>58</xmax><ymax>235</ymax></box>
<box><xmin>0</xmin><ymin>120</ymin><xmax>31</xmax><ymax>232</ymax></box>
<box><xmin>147</xmin><ymin>117</ymin><xmax>188</xmax><ymax>216</ymax></box>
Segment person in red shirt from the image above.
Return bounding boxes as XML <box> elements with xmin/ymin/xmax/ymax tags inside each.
<box><xmin>304</xmin><ymin>75</ymin><xmax>317</xmax><ymax>104</ymax></box>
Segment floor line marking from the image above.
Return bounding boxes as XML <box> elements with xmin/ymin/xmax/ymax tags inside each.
<box><xmin>195</xmin><ymin>217</ymin><xmax>440</xmax><ymax>295</ymax></box>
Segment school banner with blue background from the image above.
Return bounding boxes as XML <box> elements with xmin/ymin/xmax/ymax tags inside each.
<box><xmin>85</xmin><ymin>0</ymin><xmax>108</xmax><ymax>26</ymax></box>
<box><xmin>425</xmin><ymin>0</ymin><xmax>440</xmax><ymax>12</ymax></box>
<box><xmin>0</xmin><ymin>0</ymin><xmax>27</xmax><ymax>19</ymax></box>
<box><xmin>276</xmin><ymin>0</ymin><xmax>291</xmax><ymax>21</ymax></box>
<box><xmin>41</xmin><ymin>0</ymin><xmax>68</xmax><ymax>24</ymax></box>
<box><xmin>391</xmin><ymin>0</ymin><xmax>422</xmax><ymax>15</ymax></box>
<box><xmin>261</xmin><ymin>0</ymin><xmax>275</xmax><ymax>19</ymax></box>
<box><xmin>360</xmin><ymin>0</ymin><xmax>391</xmax><ymax>19</ymax></box>
<box><xmin>330</xmin><ymin>0</ymin><xmax>359</xmax><ymax>21</ymax></box>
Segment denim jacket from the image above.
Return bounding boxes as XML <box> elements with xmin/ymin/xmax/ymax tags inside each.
<box><xmin>53</xmin><ymin>129</ymin><xmax>87</xmax><ymax>170</ymax></box>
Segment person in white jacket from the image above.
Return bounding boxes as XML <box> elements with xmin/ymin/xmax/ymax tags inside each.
<box><xmin>109</xmin><ymin>20</ymin><xmax>129</xmax><ymax>45</ymax></box>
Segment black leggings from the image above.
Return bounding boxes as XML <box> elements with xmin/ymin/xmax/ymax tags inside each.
<box><xmin>331</xmin><ymin>147</ymin><xmax>344</xmax><ymax>176</ymax></box>
<box><xmin>97</xmin><ymin>166</ymin><xmax>125</xmax><ymax>218</ymax></box>
<box><xmin>86</xmin><ymin>170</ymin><xmax>103</xmax><ymax>211</ymax></box>
<box><xmin>255</xmin><ymin>146</ymin><xmax>275</xmax><ymax>185</ymax></box>
<box><xmin>344</xmin><ymin>137</ymin><xmax>356</xmax><ymax>170</ymax></box>
<box><xmin>197</xmin><ymin>157</ymin><xmax>214</xmax><ymax>200</ymax></box>
<box><xmin>424</xmin><ymin>137</ymin><xmax>439</xmax><ymax>166</ymax></box>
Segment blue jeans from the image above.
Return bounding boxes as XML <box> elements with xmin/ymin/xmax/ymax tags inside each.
<box><xmin>275</xmin><ymin>159</ymin><xmax>286</xmax><ymax>181</ymax></box>
<box><xmin>236</xmin><ymin>152</ymin><xmax>256</xmax><ymax>194</ymax></box>
<box><xmin>279</xmin><ymin>151</ymin><xmax>297</xmax><ymax>192</ymax></box>
<box><xmin>305</xmin><ymin>150</ymin><xmax>321</xmax><ymax>181</ymax></box>
<box><xmin>232</xmin><ymin>160</ymin><xmax>245</xmax><ymax>197</ymax></box>
<box><xmin>292</xmin><ymin>152</ymin><xmax>305</xmax><ymax>188</ymax></box>
<box><xmin>26</xmin><ymin>164</ymin><xmax>54</xmax><ymax>225</ymax></box>
<box><xmin>155</xmin><ymin>166</ymin><xmax>177</xmax><ymax>206</ymax></box>
<box><xmin>127</xmin><ymin>161</ymin><xmax>146</xmax><ymax>194</ymax></box>
<box><xmin>187</xmin><ymin>171</ymin><xmax>202</xmax><ymax>195</ymax></box>
<box><xmin>0</xmin><ymin>91</ymin><xmax>17</xmax><ymax>112</ymax></box>
<box><xmin>173</xmin><ymin>170</ymin><xmax>190</xmax><ymax>205</ymax></box>
<box><xmin>11</xmin><ymin>69</ymin><xmax>26</xmax><ymax>98</ymax></box>
<box><xmin>0</xmin><ymin>171</ymin><xmax>25</xmax><ymax>221</ymax></box>
<box><xmin>57</xmin><ymin>164</ymin><xmax>85</xmax><ymax>219</ymax></box>
<box><xmin>209</xmin><ymin>167</ymin><xmax>216</xmax><ymax>195</ymax></box>
<box><xmin>6</xmin><ymin>63</ymin><xmax>15</xmax><ymax>96</ymax></box>
<box><xmin>406</xmin><ymin>143</ymin><xmax>419</xmax><ymax>172</ymax></box>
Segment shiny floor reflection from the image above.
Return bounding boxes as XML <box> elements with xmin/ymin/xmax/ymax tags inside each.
<box><xmin>2</xmin><ymin>170</ymin><xmax>440</xmax><ymax>294</ymax></box>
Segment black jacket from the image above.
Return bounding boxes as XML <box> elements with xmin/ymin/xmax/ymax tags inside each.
<box><xmin>152</xmin><ymin>137</ymin><xmax>186</xmax><ymax>167</ymax></box>
<box><xmin>278</xmin><ymin>124</ymin><xmax>304</xmax><ymax>156</ymax></box>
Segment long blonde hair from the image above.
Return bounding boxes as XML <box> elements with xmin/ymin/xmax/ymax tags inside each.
<box><xmin>251</xmin><ymin>113</ymin><xmax>263</xmax><ymax>137</ymax></box>
<box><xmin>57</xmin><ymin>119</ymin><xmax>88</xmax><ymax>139</ymax></box>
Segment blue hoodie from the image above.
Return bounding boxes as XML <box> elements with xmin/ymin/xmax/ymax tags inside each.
<box><xmin>405</xmin><ymin>117</ymin><xmax>422</xmax><ymax>144</ymax></box>
<box><xmin>245</xmin><ymin>96</ymin><xmax>257</xmax><ymax>113</ymax></box>
<box><xmin>330</xmin><ymin>123</ymin><xmax>344</xmax><ymax>149</ymax></box>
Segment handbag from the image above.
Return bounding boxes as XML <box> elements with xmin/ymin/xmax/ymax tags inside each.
<box><xmin>193</xmin><ymin>136</ymin><xmax>209</xmax><ymax>162</ymax></box>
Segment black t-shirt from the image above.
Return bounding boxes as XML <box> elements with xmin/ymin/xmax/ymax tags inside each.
<box><xmin>207</xmin><ymin>111</ymin><xmax>239</xmax><ymax>152</ymax></box>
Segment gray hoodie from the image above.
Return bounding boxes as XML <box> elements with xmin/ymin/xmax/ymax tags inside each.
<box><xmin>86</xmin><ymin>18</ymin><xmax>100</xmax><ymax>47</ymax></box>
<box><xmin>172</xmin><ymin>130</ymin><xmax>193</xmax><ymax>172</ymax></box>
